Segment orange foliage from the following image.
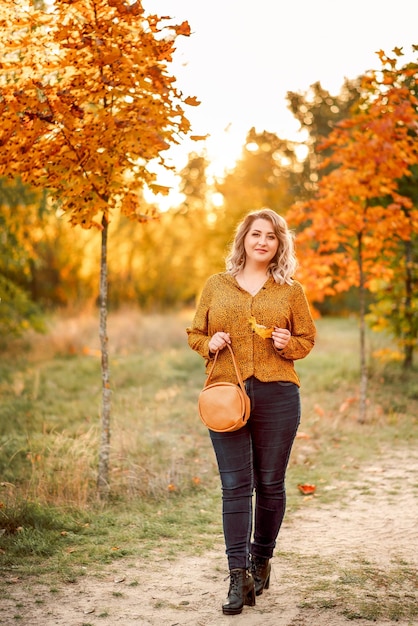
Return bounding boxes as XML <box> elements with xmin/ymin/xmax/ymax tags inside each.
<box><xmin>0</xmin><ymin>0</ymin><xmax>199</xmax><ymax>229</ymax></box>
<box><xmin>289</xmin><ymin>47</ymin><xmax>418</xmax><ymax>305</ymax></box>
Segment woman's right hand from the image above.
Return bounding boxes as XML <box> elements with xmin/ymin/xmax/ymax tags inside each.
<box><xmin>208</xmin><ymin>332</ymin><xmax>231</xmax><ymax>353</ymax></box>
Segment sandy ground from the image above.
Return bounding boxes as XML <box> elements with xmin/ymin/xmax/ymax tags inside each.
<box><xmin>1</xmin><ymin>447</ymin><xmax>417</xmax><ymax>626</ymax></box>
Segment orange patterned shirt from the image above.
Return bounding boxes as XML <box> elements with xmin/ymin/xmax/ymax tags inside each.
<box><xmin>186</xmin><ymin>272</ymin><xmax>316</xmax><ymax>386</ymax></box>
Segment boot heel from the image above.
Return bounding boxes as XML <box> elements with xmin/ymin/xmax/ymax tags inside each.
<box><xmin>250</xmin><ymin>555</ymin><xmax>272</xmax><ymax>596</ymax></box>
<box><xmin>245</xmin><ymin>585</ymin><xmax>256</xmax><ymax>607</ymax></box>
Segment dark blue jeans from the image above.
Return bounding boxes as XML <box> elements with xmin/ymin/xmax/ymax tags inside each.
<box><xmin>209</xmin><ymin>377</ymin><xmax>300</xmax><ymax>570</ymax></box>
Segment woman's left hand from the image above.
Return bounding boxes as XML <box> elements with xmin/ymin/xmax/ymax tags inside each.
<box><xmin>272</xmin><ymin>327</ymin><xmax>291</xmax><ymax>351</ymax></box>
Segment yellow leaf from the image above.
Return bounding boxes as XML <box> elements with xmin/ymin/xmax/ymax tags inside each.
<box><xmin>248</xmin><ymin>316</ymin><xmax>273</xmax><ymax>339</ymax></box>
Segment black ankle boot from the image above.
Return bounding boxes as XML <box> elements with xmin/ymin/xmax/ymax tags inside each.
<box><xmin>222</xmin><ymin>568</ymin><xmax>256</xmax><ymax>615</ymax></box>
<box><xmin>250</xmin><ymin>555</ymin><xmax>271</xmax><ymax>596</ymax></box>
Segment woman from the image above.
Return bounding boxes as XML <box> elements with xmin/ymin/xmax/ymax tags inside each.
<box><xmin>187</xmin><ymin>208</ymin><xmax>316</xmax><ymax>615</ymax></box>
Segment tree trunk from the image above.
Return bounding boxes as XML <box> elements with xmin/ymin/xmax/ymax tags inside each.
<box><xmin>358</xmin><ymin>232</ymin><xmax>368</xmax><ymax>423</ymax></box>
<box><xmin>97</xmin><ymin>214</ymin><xmax>111</xmax><ymax>498</ymax></box>
<box><xmin>403</xmin><ymin>237</ymin><xmax>414</xmax><ymax>369</ymax></box>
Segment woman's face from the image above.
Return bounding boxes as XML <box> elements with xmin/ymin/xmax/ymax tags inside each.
<box><xmin>244</xmin><ymin>218</ymin><xmax>279</xmax><ymax>266</ymax></box>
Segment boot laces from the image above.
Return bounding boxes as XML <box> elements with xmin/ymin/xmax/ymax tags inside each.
<box><xmin>224</xmin><ymin>569</ymin><xmax>244</xmax><ymax>591</ymax></box>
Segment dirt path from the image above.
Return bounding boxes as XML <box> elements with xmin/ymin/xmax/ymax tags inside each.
<box><xmin>2</xmin><ymin>447</ymin><xmax>417</xmax><ymax>626</ymax></box>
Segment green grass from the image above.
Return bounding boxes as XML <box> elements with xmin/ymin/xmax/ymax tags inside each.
<box><xmin>0</xmin><ymin>308</ymin><xmax>417</xmax><ymax>614</ymax></box>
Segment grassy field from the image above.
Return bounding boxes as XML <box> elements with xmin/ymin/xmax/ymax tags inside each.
<box><xmin>0</xmin><ymin>308</ymin><xmax>417</xmax><ymax>620</ymax></box>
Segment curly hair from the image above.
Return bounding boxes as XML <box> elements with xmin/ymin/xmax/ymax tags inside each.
<box><xmin>225</xmin><ymin>208</ymin><xmax>297</xmax><ymax>285</ymax></box>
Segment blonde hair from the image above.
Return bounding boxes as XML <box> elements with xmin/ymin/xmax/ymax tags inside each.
<box><xmin>225</xmin><ymin>208</ymin><xmax>297</xmax><ymax>285</ymax></box>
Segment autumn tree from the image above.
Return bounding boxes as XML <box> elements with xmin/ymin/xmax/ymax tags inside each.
<box><xmin>362</xmin><ymin>62</ymin><xmax>418</xmax><ymax>370</ymax></box>
<box><xmin>216</xmin><ymin>128</ymin><xmax>297</xmax><ymax>236</ymax></box>
<box><xmin>286</xmin><ymin>79</ymin><xmax>362</xmax><ymax>197</ymax></box>
<box><xmin>288</xmin><ymin>46</ymin><xmax>418</xmax><ymax>421</ymax></box>
<box><xmin>0</xmin><ymin>0</ymin><xmax>198</xmax><ymax>496</ymax></box>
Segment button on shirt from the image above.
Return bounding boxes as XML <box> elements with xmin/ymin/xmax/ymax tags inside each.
<box><xmin>186</xmin><ymin>272</ymin><xmax>316</xmax><ymax>386</ymax></box>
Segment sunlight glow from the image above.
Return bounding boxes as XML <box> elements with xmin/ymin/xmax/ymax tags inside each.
<box><xmin>144</xmin><ymin>0</ymin><xmax>418</xmax><ymax>210</ymax></box>
<box><xmin>211</xmin><ymin>192</ymin><xmax>224</xmax><ymax>208</ymax></box>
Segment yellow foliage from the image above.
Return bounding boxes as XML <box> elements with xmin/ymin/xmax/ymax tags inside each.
<box><xmin>372</xmin><ymin>348</ymin><xmax>404</xmax><ymax>363</ymax></box>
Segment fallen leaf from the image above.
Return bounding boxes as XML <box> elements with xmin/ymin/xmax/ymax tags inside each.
<box><xmin>298</xmin><ymin>483</ymin><xmax>316</xmax><ymax>495</ymax></box>
<box><xmin>339</xmin><ymin>396</ymin><xmax>357</xmax><ymax>412</ymax></box>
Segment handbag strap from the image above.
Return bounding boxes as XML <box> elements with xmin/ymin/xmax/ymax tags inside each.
<box><xmin>204</xmin><ymin>343</ymin><xmax>246</xmax><ymax>393</ymax></box>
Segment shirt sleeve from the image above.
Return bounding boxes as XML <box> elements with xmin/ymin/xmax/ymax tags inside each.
<box><xmin>186</xmin><ymin>278</ymin><xmax>213</xmax><ymax>360</ymax></box>
<box><xmin>278</xmin><ymin>282</ymin><xmax>316</xmax><ymax>361</ymax></box>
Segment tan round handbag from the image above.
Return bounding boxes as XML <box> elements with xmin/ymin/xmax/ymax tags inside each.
<box><xmin>198</xmin><ymin>343</ymin><xmax>251</xmax><ymax>432</ymax></box>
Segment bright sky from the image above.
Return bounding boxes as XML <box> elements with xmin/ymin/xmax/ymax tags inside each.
<box><xmin>143</xmin><ymin>0</ymin><xmax>418</xmax><ymax>202</ymax></box>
